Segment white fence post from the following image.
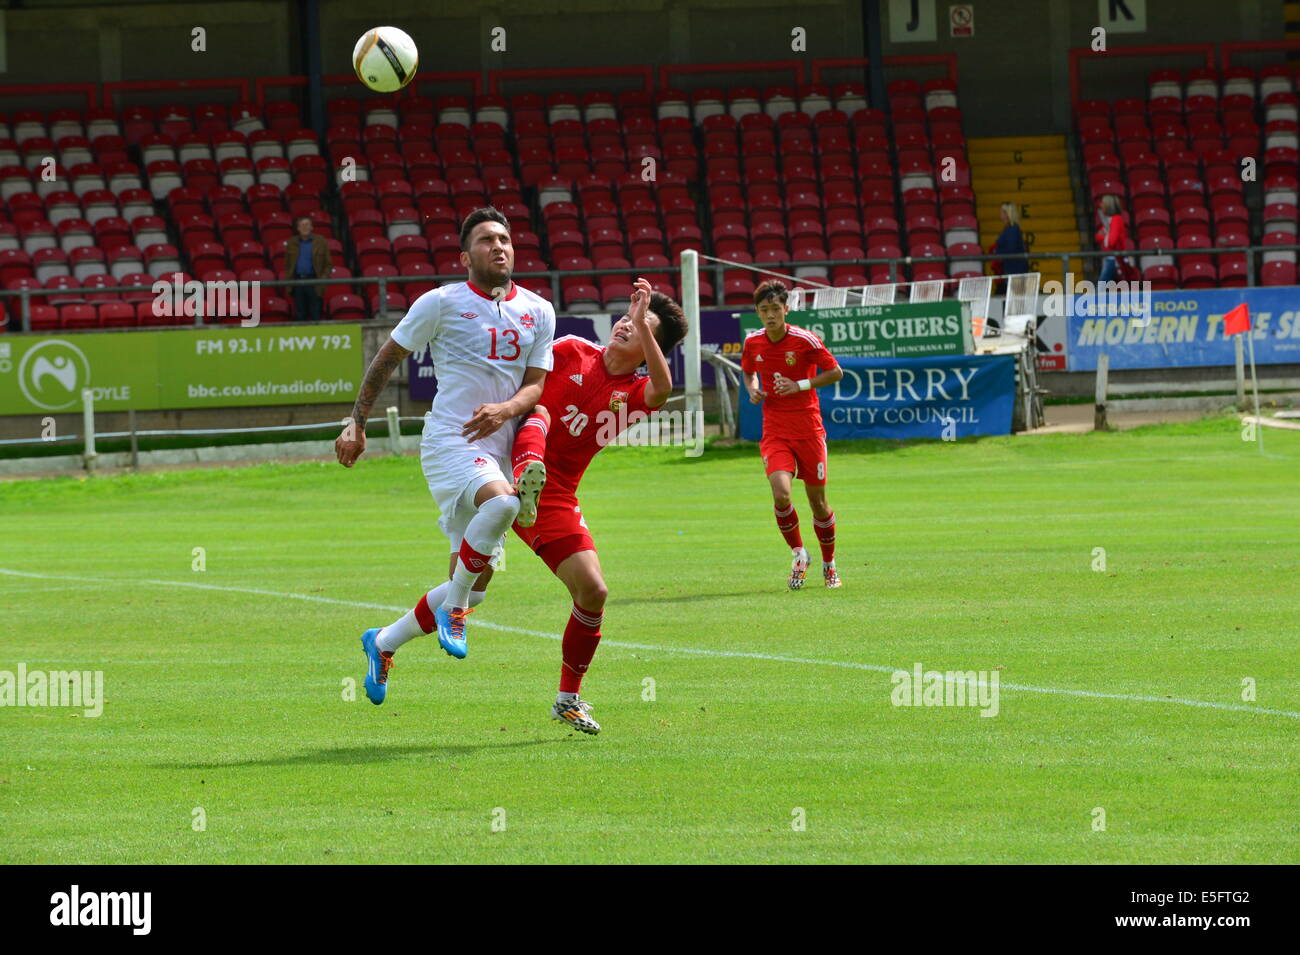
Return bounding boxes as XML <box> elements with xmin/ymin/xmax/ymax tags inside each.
<box><xmin>82</xmin><ymin>388</ymin><xmax>98</xmax><ymax>473</ymax></box>
<box><xmin>680</xmin><ymin>248</ymin><xmax>702</xmax><ymax>456</ymax></box>
<box><xmin>386</xmin><ymin>405</ymin><xmax>402</xmax><ymax>455</ymax></box>
<box><xmin>1094</xmin><ymin>353</ymin><xmax>1110</xmax><ymax>432</ymax></box>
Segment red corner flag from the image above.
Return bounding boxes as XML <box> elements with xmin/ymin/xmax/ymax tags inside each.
<box><xmin>1224</xmin><ymin>303</ymin><xmax>1251</xmax><ymax>336</ymax></box>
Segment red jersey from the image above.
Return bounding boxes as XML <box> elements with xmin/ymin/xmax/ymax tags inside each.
<box><xmin>740</xmin><ymin>323</ymin><xmax>838</xmax><ymax>438</ymax></box>
<box><xmin>536</xmin><ymin>335</ymin><xmax>652</xmax><ymax>498</ymax></box>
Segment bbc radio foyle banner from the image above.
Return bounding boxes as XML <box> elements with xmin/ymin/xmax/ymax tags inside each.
<box><xmin>1066</xmin><ymin>285</ymin><xmax>1300</xmax><ymax>371</ymax></box>
<box><xmin>739</xmin><ymin>354</ymin><xmax>1016</xmax><ymax>442</ymax></box>
<box><xmin>0</xmin><ymin>325</ymin><xmax>362</xmax><ymax>414</ymax></box>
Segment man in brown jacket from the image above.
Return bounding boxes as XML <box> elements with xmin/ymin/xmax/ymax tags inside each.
<box><xmin>283</xmin><ymin>216</ymin><xmax>331</xmax><ymax>321</ymax></box>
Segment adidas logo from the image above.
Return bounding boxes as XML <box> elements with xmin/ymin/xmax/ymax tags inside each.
<box><xmin>569</xmin><ymin>374</ymin><xmax>584</xmax><ymax>385</ymax></box>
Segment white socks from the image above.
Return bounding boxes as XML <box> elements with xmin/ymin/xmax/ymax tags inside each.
<box><xmin>444</xmin><ymin>493</ymin><xmax>519</xmax><ymax>610</ymax></box>
<box><xmin>374</xmin><ymin>493</ymin><xmax>521</xmax><ymax>655</ymax></box>
<box><xmin>376</xmin><ymin>584</ymin><xmax>486</xmax><ymax>653</ymax></box>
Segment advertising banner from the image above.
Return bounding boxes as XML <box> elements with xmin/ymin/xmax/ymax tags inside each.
<box><xmin>738</xmin><ymin>301</ymin><xmax>970</xmax><ymax>359</ymax></box>
<box><xmin>0</xmin><ymin>325</ymin><xmax>362</xmax><ymax>414</ymax></box>
<box><xmin>739</xmin><ymin>354</ymin><xmax>1016</xmax><ymax>441</ymax></box>
<box><xmin>1065</xmin><ymin>286</ymin><xmax>1300</xmax><ymax>371</ymax></box>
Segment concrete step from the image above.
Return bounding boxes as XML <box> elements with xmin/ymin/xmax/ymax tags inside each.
<box><xmin>971</xmin><ymin>174</ymin><xmax>1073</xmax><ymax>192</ymax></box>
<box><xmin>970</xmin><ymin>187</ymin><xmax>1075</xmax><ymax>207</ymax></box>
<box><xmin>971</xmin><ymin>161</ymin><xmax>1071</xmax><ymax>181</ymax></box>
<box><xmin>981</xmin><ymin>228</ymin><xmax>1080</xmax><ymax>247</ymax></box>
<box><xmin>969</xmin><ymin>134</ymin><xmax>1066</xmax><ymax>152</ymax></box>
<box><xmin>977</xmin><ymin>201</ymin><xmax>1077</xmax><ymax>220</ymax></box>
<box><xmin>1025</xmin><ymin>255</ymin><xmax>1088</xmax><ymax>275</ymax></box>
<box><xmin>968</xmin><ymin>147</ymin><xmax>1070</xmax><ymax>166</ymax></box>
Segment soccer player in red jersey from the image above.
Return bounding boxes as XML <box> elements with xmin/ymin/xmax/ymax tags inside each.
<box><xmin>508</xmin><ymin>277</ymin><xmax>687</xmax><ymax>733</ymax></box>
<box><xmin>741</xmin><ymin>279</ymin><xmax>844</xmax><ymax>590</ymax></box>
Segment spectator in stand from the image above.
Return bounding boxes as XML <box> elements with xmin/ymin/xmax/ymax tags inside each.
<box><xmin>990</xmin><ymin>202</ymin><xmax>1030</xmax><ymax>277</ymax></box>
<box><xmin>1095</xmin><ymin>194</ymin><xmax>1131</xmax><ymax>283</ymax></box>
<box><xmin>284</xmin><ymin>216</ymin><xmax>331</xmax><ymax>321</ymax></box>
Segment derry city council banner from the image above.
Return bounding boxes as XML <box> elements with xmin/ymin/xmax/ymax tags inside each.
<box><xmin>739</xmin><ymin>353</ymin><xmax>1016</xmax><ymax>442</ymax></box>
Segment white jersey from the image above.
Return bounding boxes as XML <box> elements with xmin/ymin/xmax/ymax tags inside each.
<box><xmin>391</xmin><ymin>280</ymin><xmax>555</xmax><ymax>461</ymax></box>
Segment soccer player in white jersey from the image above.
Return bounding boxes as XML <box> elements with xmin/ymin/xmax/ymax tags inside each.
<box><xmin>334</xmin><ymin>207</ymin><xmax>556</xmax><ymax>704</ymax></box>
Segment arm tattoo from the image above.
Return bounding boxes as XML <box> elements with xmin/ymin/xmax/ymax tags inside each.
<box><xmin>350</xmin><ymin>339</ymin><xmax>409</xmax><ymax>428</ymax></box>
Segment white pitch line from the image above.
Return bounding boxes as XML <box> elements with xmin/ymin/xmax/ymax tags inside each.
<box><xmin>3</xmin><ymin>567</ymin><xmax>1298</xmax><ymax>720</ymax></box>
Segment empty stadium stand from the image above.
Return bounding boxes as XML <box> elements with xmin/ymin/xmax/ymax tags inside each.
<box><xmin>2</xmin><ymin>47</ymin><xmax>1299</xmax><ymax>333</ymax></box>
<box><xmin>1074</xmin><ymin>56</ymin><xmax>1300</xmax><ymax>289</ymax></box>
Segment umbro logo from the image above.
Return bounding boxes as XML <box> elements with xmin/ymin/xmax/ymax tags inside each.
<box><xmin>569</xmin><ymin>374</ymin><xmax>584</xmax><ymax>385</ymax></box>
<box><xmin>461</xmin><ymin>312</ymin><xmax>478</xmax><ymax>319</ymax></box>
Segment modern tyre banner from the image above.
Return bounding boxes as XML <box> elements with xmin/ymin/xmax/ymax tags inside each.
<box><xmin>1065</xmin><ymin>285</ymin><xmax>1300</xmax><ymax>371</ymax></box>
<box><xmin>0</xmin><ymin>325</ymin><xmax>363</xmax><ymax>414</ymax></box>
<box><xmin>739</xmin><ymin>354</ymin><xmax>1016</xmax><ymax>441</ymax></box>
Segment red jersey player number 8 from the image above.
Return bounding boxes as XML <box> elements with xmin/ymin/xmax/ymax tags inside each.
<box><xmin>741</xmin><ymin>279</ymin><xmax>845</xmax><ymax>591</ymax></box>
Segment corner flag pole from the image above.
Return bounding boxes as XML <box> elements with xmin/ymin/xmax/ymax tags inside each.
<box><xmin>680</xmin><ymin>248</ymin><xmax>703</xmax><ymax>456</ymax></box>
<box><xmin>1227</xmin><ymin>302</ymin><xmax>1263</xmax><ymax>454</ymax></box>
<box><xmin>1246</xmin><ymin>327</ymin><xmax>1263</xmax><ymax>455</ymax></box>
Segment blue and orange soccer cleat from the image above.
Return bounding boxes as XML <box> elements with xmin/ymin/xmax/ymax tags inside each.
<box><xmin>435</xmin><ymin>605</ymin><xmax>472</xmax><ymax>659</ymax></box>
<box><xmin>360</xmin><ymin>627</ymin><xmax>394</xmax><ymax>704</ymax></box>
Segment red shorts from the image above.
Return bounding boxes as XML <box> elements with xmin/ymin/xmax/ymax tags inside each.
<box><xmin>512</xmin><ymin>494</ymin><xmax>596</xmax><ymax>573</ymax></box>
<box><xmin>760</xmin><ymin>433</ymin><xmax>828</xmax><ymax>485</ymax></box>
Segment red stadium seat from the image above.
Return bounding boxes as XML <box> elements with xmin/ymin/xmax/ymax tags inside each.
<box><xmin>98</xmin><ymin>301</ymin><xmax>136</xmax><ymax>328</ymax></box>
<box><xmin>1261</xmin><ymin>261</ymin><xmax>1298</xmax><ymax>286</ymax></box>
<box><xmin>325</xmin><ymin>293</ymin><xmax>366</xmax><ymax>323</ymax></box>
<box><xmin>60</xmin><ymin>304</ymin><xmax>98</xmax><ymax>329</ymax></box>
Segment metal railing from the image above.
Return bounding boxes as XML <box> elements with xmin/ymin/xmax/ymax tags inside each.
<box><xmin>1</xmin><ymin>243</ymin><xmax>1296</xmax><ymax>333</ymax></box>
<box><xmin>0</xmin><ymin>397</ymin><xmax>428</xmax><ymax>472</ymax></box>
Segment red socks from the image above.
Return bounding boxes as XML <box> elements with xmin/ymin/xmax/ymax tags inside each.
<box><xmin>813</xmin><ymin>511</ymin><xmax>836</xmax><ymax>563</ymax></box>
<box><xmin>560</xmin><ymin>603</ymin><xmax>603</xmax><ymax>693</ymax></box>
<box><xmin>512</xmin><ymin>412</ymin><xmax>548</xmax><ymax>480</ymax></box>
<box><xmin>413</xmin><ymin>592</ymin><xmax>436</xmax><ymax>633</ymax></box>
<box><xmin>457</xmin><ymin>538</ymin><xmax>492</xmax><ymax>575</ymax></box>
<box><xmin>775</xmin><ymin>503</ymin><xmax>803</xmax><ymax>550</ymax></box>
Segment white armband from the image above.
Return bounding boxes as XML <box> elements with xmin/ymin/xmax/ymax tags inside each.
<box><xmin>798</xmin><ymin>378</ymin><xmax>812</xmax><ymax>392</ymax></box>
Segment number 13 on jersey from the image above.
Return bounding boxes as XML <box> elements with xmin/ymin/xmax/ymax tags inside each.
<box><xmin>487</xmin><ymin>327</ymin><xmax>521</xmax><ymax>360</ymax></box>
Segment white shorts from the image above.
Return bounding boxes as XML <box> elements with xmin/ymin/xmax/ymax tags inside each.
<box><xmin>419</xmin><ymin>418</ymin><xmax>514</xmax><ymax>558</ymax></box>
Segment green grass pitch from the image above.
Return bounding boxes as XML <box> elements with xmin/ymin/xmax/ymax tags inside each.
<box><xmin>1</xmin><ymin>416</ymin><xmax>1296</xmax><ymax>864</ymax></box>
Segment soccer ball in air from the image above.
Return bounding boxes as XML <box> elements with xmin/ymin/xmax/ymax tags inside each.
<box><xmin>352</xmin><ymin>26</ymin><xmax>419</xmax><ymax>93</ymax></box>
